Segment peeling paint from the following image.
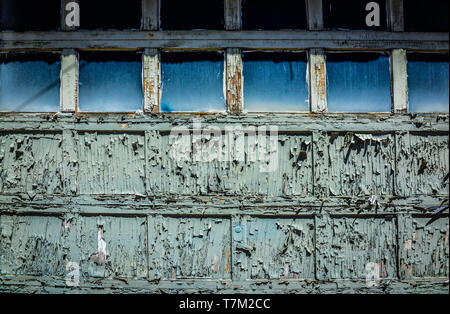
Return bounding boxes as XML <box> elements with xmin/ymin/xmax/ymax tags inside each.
<box><xmin>148</xmin><ymin>216</ymin><xmax>231</xmax><ymax>280</ymax></box>
<box><xmin>78</xmin><ymin>132</ymin><xmax>146</xmax><ymax>195</ymax></box>
<box><xmin>0</xmin><ymin>132</ymin><xmax>63</xmax><ymax>196</ymax></box>
<box><xmin>328</xmin><ymin>132</ymin><xmax>395</xmax><ymax>196</ymax></box>
<box><xmin>316</xmin><ymin>215</ymin><xmax>397</xmax><ymax>280</ymax></box>
<box><xmin>226</xmin><ymin>48</ymin><xmax>243</xmax><ymax>114</ymax></box>
<box><xmin>399</xmin><ymin>215</ymin><xmax>449</xmax><ymax>278</ymax></box>
<box><xmin>0</xmin><ymin>114</ymin><xmax>448</xmax><ymax>293</ymax></box>
<box><xmin>233</xmin><ymin>217</ymin><xmax>315</xmax><ymax>280</ymax></box>
<box><xmin>396</xmin><ymin>133</ymin><xmax>449</xmax><ymax>196</ymax></box>
<box><xmin>80</xmin><ymin>216</ymin><xmax>147</xmax><ymax>279</ymax></box>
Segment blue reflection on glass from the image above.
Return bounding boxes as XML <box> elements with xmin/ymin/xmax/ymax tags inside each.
<box><xmin>161</xmin><ymin>52</ymin><xmax>225</xmax><ymax>112</ymax></box>
<box><xmin>79</xmin><ymin>52</ymin><xmax>142</xmax><ymax>112</ymax></box>
<box><xmin>326</xmin><ymin>53</ymin><xmax>391</xmax><ymax>112</ymax></box>
<box><xmin>0</xmin><ymin>53</ymin><xmax>60</xmax><ymax>112</ymax></box>
<box><xmin>243</xmin><ymin>51</ymin><xmax>308</xmax><ymax>112</ymax></box>
<box><xmin>407</xmin><ymin>53</ymin><xmax>449</xmax><ymax>113</ymax></box>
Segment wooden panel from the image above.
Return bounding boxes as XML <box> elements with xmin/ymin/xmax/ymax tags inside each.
<box><xmin>0</xmin><ymin>215</ymin><xmax>72</xmax><ymax>276</ymax></box>
<box><xmin>78</xmin><ymin>132</ymin><xmax>146</xmax><ymax>195</ymax></box>
<box><xmin>396</xmin><ymin>133</ymin><xmax>449</xmax><ymax>196</ymax></box>
<box><xmin>233</xmin><ymin>216</ymin><xmax>315</xmax><ymax>280</ymax></box>
<box><xmin>399</xmin><ymin>215</ymin><xmax>449</xmax><ymax>278</ymax></box>
<box><xmin>327</xmin><ymin>132</ymin><xmax>395</xmax><ymax>196</ymax></box>
<box><xmin>79</xmin><ymin>215</ymin><xmax>147</xmax><ymax>278</ymax></box>
<box><xmin>159</xmin><ymin>131</ymin><xmax>312</xmax><ymax>196</ymax></box>
<box><xmin>316</xmin><ymin>215</ymin><xmax>397</xmax><ymax>280</ymax></box>
<box><xmin>148</xmin><ymin>216</ymin><xmax>231</xmax><ymax>280</ymax></box>
<box><xmin>0</xmin><ymin>132</ymin><xmax>63</xmax><ymax>195</ymax></box>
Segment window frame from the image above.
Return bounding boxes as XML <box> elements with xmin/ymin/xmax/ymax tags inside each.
<box><xmin>0</xmin><ymin>0</ymin><xmax>447</xmax><ymax>114</ymax></box>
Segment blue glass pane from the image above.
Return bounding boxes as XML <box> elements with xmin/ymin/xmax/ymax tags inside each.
<box><xmin>326</xmin><ymin>53</ymin><xmax>391</xmax><ymax>112</ymax></box>
<box><xmin>161</xmin><ymin>52</ymin><xmax>225</xmax><ymax>112</ymax></box>
<box><xmin>79</xmin><ymin>52</ymin><xmax>142</xmax><ymax>112</ymax></box>
<box><xmin>0</xmin><ymin>53</ymin><xmax>60</xmax><ymax>112</ymax></box>
<box><xmin>243</xmin><ymin>52</ymin><xmax>308</xmax><ymax>112</ymax></box>
<box><xmin>407</xmin><ymin>53</ymin><xmax>449</xmax><ymax>113</ymax></box>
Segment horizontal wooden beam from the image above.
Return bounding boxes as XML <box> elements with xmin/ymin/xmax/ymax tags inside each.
<box><xmin>0</xmin><ymin>195</ymin><xmax>448</xmax><ymax>216</ymax></box>
<box><xmin>0</xmin><ymin>113</ymin><xmax>448</xmax><ymax>132</ymax></box>
<box><xmin>1</xmin><ymin>30</ymin><xmax>448</xmax><ymax>50</ymax></box>
<box><xmin>1</xmin><ymin>275</ymin><xmax>448</xmax><ymax>294</ymax></box>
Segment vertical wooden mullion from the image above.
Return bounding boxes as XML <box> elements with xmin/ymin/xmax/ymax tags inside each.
<box><xmin>143</xmin><ymin>49</ymin><xmax>161</xmax><ymax>113</ymax></box>
<box><xmin>225</xmin><ymin>0</ymin><xmax>243</xmax><ymax>114</ymax></box>
<box><xmin>225</xmin><ymin>0</ymin><xmax>242</xmax><ymax>31</ymax></box>
<box><xmin>307</xmin><ymin>0</ymin><xmax>324</xmax><ymax>31</ymax></box>
<box><xmin>307</xmin><ymin>1</ymin><xmax>327</xmax><ymax>113</ymax></box>
<box><xmin>60</xmin><ymin>49</ymin><xmax>79</xmax><ymax>113</ymax></box>
<box><xmin>391</xmin><ymin>49</ymin><xmax>408</xmax><ymax>113</ymax></box>
<box><xmin>309</xmin><ymin>49</ymin><xmax>327</xmax><ymax>113</ymax></box>
<box><xmin>389</xmin><ymin>0</ymin><xmax>405</xmax><ymax>32</ymax></box>
<box><xmin>142</xmin><ymin>1</ymin><xmax>161</xmax><ymax>113</ymax></box>
<box><xmin>60</xmin><ymin>1</ymin><xmax>79</xmax><ymax>113</ymax></box>
<box><xmin>142</xmin><ymin>0</ymin><xmax>160</xmax><ymax>31</ymax></box>
<box><xmin>226</xmin><ymin>48</ymin><xmax>243</xmax><ymax>114</ymax></box>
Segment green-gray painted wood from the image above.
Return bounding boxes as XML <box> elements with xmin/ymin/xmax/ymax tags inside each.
<box><xmin>0</xmin><ymin>114</ymin><xmax>448</xmax><ymax>293</ymax></box>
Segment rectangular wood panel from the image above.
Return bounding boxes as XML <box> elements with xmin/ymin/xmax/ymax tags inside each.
<box><xmin>0</xmin><ymin>132</ymin><xmax>63</xmax><ymax>195</ymax></box>
<box><xmin>316</xmin><ymin>215</ymin><xmax>397</xmax><ymax>280</ymax></box>
<box><xmin>396</xmin><ymin>133</ymin><xmax>449</xmax><ymax>196</ymax></box>
<box><xmin>78</xmin><ymin>132</ymin><xmax>146</xmax><ymax>195</ymax></box>
<box><xmin>148</xmin><ymin>216</ymin><xmax>231</xmax><ymax>280</ymax></box>
<box><xmin>399</xmin><ymin>215</ymin><xmax>449</xmax><ymax>278</ymax></box>
<box><xmin>159</xmin><ymin>131</ymin><xmax>313</xmax><ymax>196</ymax></box>
<box><xmin>327</xmin><ymin>132</ymin><xmax>395</xmax><ymax>196</ymax></box>
<box><xmin>233</xmin><ymin>216</ymin><xmax>315</xmax><ymax>280</ymax></box>
<box><xmin>0</xmin><ymin>215</ymin><xmax>68</xmax><ymax>276</ymax></box>
<box><xmin>79</xmin><ymin>215</ymin><xmax>147</xmax><ymax>279</ymax></box>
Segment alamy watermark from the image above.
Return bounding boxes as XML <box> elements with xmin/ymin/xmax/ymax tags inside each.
<box><xmin>65</xmin><ymin>2</ymin><xmax>80</xmax><ymax>28</ymax></box>
<box><xmin>64</xmin><ymin>1</ymin><xmax>381</xmax><ymax>28</ymax></box>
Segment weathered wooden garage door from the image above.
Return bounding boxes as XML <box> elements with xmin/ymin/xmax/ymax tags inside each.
<box><xmin>0</xmin><ymin>115</ymin><xmax>448</xmax><ymax>293</ymax></box>
<box><xmin>0</xmin><ymin>0</ymin><xmax>448</xmax><ymax>294</ymax></box>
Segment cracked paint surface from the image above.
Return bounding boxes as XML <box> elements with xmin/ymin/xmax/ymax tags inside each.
<box><xmin>0</xmin><ymin>133</ymin><xmax>63</xmax><ymax>196</ymax></box>
<box><xmin>400</xmin><ymin>216</ymin><xmax>449</xmax><ymax>278</ymax></box>
<box><xmin>316</xmin><ymin>215</ymin><xmax>397</xmax><ymax>280</ymax></box>
<box><xmin>233</xmin><ymin>217</ymin><xmax>315</xmax><ymax>280</ymax></box>
<box><xmin>148</xmin><ymin>216</ymin><xmax>231</xmax><ymax>280</ymax></box>
<box><xmin>78</xmin><ymin>132</ymin><xmax>146</xmax><ymax>195</ymax></box>
<box><xmin>0</xmin><ymin>114</ymin><xmax>448</xmax><ymax>293</ymax></box>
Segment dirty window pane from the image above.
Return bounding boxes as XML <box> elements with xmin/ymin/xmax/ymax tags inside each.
<box><xmin>243</xmin><ymin>52</ymin><xmax>308</xmax><ymax>112</ymax></box>
<box><xmin>161</xmin><ymin>52</ymin><xmax>225</xmax><ymax>112</ymax></box>
<box><xmin>242</xmin><ymin>0</ymin><xmax>307</xmax><ymax>30</ymax></box>
<box><xmin>0</xmin><ymin>53</ymin><xmax>60</xmax><ymax>112</ymax></box>
<box><xmin>79</xmin><ymin>52</ymin><xmax>142</xmax><ymax>112</ymax></box>
<box><xmin>323</xmin><ymin>0</ymin><xmax>388</xmax><ymax>31</ymax></box>
<box><xmin>326</xmin><ymin>53</ymin><xmax>391</xmax><ymax>112</ymax></box>
<box><xmin>160</xmin><ymin>0</ymin><xmax>224</xmax><ymax>30</ymax></box>
<box><xmin>407</xmin><ymin>53</ymin><xmax>449</xmax><ymax>113</ymax></box>
<box><xmin>0</xmin><ymin>0</ymin><xmax>60</xmax><ymax>31</ymax></box>
<box><xmin>79</xmin><ymin>0</ymin><xmax>141</xmax><ymax>30</ymax></box>
<box><xmin>404</xmin><ymin>0</ymin><xmax>449</xmax><ymax>32</ymax></box>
